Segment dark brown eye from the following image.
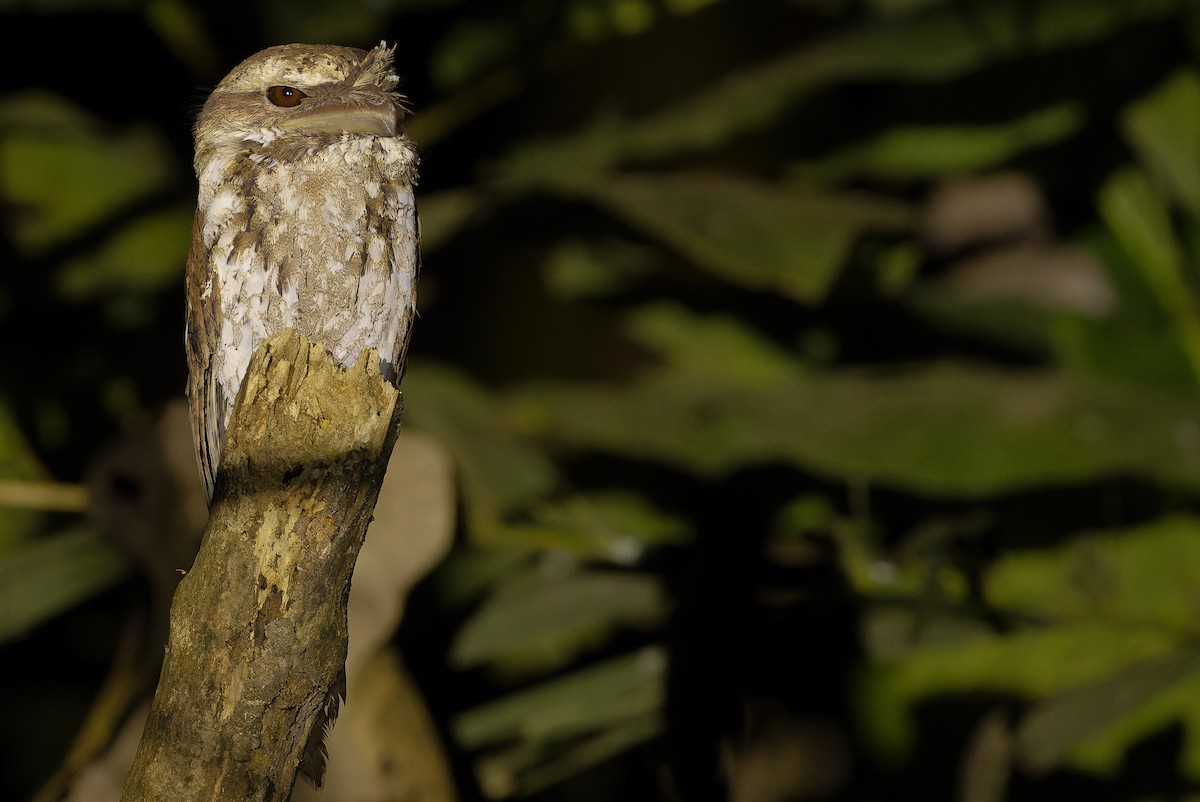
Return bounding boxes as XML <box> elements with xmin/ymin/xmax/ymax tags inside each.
<box><xmin>266</xmin><ymin>85</ymin><xmax>307</xmax><ymax>107</ymax></box>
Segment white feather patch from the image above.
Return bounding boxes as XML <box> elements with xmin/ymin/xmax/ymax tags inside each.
<box><xmin>198</xmin><ymin>133</ymin><xmax>419</xmax><ymax>462</ymax></box>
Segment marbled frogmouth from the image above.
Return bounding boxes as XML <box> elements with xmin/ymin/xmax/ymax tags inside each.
<box><xmin>185</xmin><ymin>42</ymin><xmax>419</xmax><ymax>503</ymax></box>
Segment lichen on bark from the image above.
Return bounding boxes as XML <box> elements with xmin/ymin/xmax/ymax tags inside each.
<box><xmin>122</xmin><ymin>330</ymin><xmax>403</xmax><ymax>801</ymax></box>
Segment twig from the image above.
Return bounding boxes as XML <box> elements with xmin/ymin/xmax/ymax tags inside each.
<box><xmin>0</xmin><ymin>479</ymin><xmax>88</xmax><ymax>512</ymax></box>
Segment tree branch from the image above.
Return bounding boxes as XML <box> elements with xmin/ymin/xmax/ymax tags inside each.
<box><xmin>122</xmin><ymin>330</ymin><xmax>404</xmax><ymax>801</ymax></box>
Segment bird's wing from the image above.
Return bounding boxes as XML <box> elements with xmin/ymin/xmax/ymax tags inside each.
<box><xmin>184</xmin><ymin>212</ymin><xmax>226</xmax><ymax>506</ymax></box>
<box><xmin>386</xmin><ymin>183</ymin><xmax>421</xmax><ymax>382</ymax></box>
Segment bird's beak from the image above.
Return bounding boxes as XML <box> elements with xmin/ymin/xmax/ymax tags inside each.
<box><xmin>279</xmin><ymin>101</ymin><xmax>398</xmax><ymax>137</ymax></box>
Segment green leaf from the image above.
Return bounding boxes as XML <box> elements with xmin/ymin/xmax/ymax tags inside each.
<box><xmin>527</xmin><ymin>491</ymin><xmax>692</xmax><ymax>562</ymax></box>
<box><xmin>586</xmin><ymin>174</ymin><xmax>913</xmax><ymax>302</ymax></box>
<box><xmin>510</xmin><ymin>364</ymin><xmax>1200</xmax><ymax>495</ymax></box>
<box><xmin>450</xmin><ymin>569</ymin><xmax>669</xmax><ymax>674</ymax></box>
<box><xmin>988</xmin><ymin>516</ymin><xmax>1200</xmax><ymax>632</ymax></box>
<box><xmin>142</xmin><ymin>0</ymin><xmax>221</xmax><ymax>76</ymax></box>
<box><xmin>855</xmin><ymin>624</ymin><xmax>1181</xmax><ymax>765</ymax></box>
<box><xmin>0</xmin><ymin>527</ymin><xmax>132</xmax><ymax>643</ymax></box>
<box><xmin>430</xmin><ymin>17</ymin><xmax>522</xmax><ymax>90</ymax></box>
<box><xmin>1047</xmin><ymin>227</ymin><xmax>1198</xmax><ymax>392</ymax></box>
<box><xmin>935</xmin><ymin>0</ymin><xmax>1180</xmax><ymax>51</ymax></box>
<box><xmin>907</xmin><ymin>291</ymin><xmax>1057</xmax><ymax>357</ymax></box>
<box><xmin>55</xmin><ymin>204</ymin><xmax>192</xmax><ymax>301</ymax></box>
<box><xmin>494</xmin><ymin>0</ymin><xmax>1180</xmax><ymax>186</ymax></box>
<box><xmin>1016</xmin><ymin>648</ymin><xmax>1200</xmax><ymax>773</ymax></box>
<box><xmin>1121</xmin><ymin>69</ymin><xmax>1200</xmax><ymax>219</ymax></box>
<box><xmin>542</xmin><ymin>238</ymin><xmax>657</xmax><ymax>300</ymax></box>
<box><xmin>495</xmin><ymin>12</ymin><xmax>990</xmax><ymax>189</ymax></box>
<box><xmin>455</xmin><ymin>647</ymin><xmax>665</xmax><ymax>797</ymax></box>
<box><xmin>416</xmin><ymin>188</ymin><xmax>495</xmax><ymax>253</ymax></box>
<box><xmin>259</xmin><ymin>0</ymin><xmax>388</xmax><ymax>45</ymax></box>
<box><xmin>430</xmin><ymin>547</ymin><xmax>533</xmax><ymax>611</ymax></box>
<box><xmin>792</xmin><ymin>103</ymin><xmax>1086</xmax><ymax>183</ymax></box>
<box><xmin>1099</xmin><ymin>167</ymin><xmax>1200</xmax><ymax>387</ymax></box>
<box><xmin>403</xmin><ymin>362</ymin><xmax>559</xmax><ymax>523</ymax></box>
<box><xmin>0</xmin><ymin>400</ymin><xmax>49</xmax><ymax>548</ymax></box>
<box><xmin>1068</xmin><ymin>662</ymin><xmax>1200</xmax><ymax>778</ymax></box>
<box><xmin>480</xmin><ymin>714</ymin><xmax>662</xmax><ymax>798</ymax></box>
<box><xmin>623</xmin><ymin>302</ymin><xmax>804</xmax><ymax>385</ymax></box>
<box><xmin>454</xmin><ymin>646</ymin><xmax>665</xmax><ymax>747</ymax></box>
<box><xmin>0</xmin><ymin>92</ymin><xmax>176</xmax><ymax>254</ymax></box>
<box><xmin>1100</xmin><ymin>170</ymin><xmax>1190</xmax><ymax>315</ymax></box>
<box><xmin>908</xmin><ymin>516</ymin><xmax>1200</xmax><ymax>776</ymax></box>
<box><xmin>1051</xmin><ymin>313</ymin><xmax>1198</xmax><ymax>394</ymax></box>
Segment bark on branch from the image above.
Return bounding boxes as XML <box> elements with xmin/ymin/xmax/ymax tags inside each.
<box><xmin>122</xmin><ymin>330</ymin><xmax>403</xmax><ymax>801</ymax></box>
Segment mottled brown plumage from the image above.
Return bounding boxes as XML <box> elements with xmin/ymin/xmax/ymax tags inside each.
<box><xmin>185</xmin><ymin>42</ymin><xmax>419</xmax><ymax>505</ymax></box>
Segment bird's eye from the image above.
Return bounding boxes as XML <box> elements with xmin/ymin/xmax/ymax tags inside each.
<box><xmin>266</xmin><ymin>85</ymin><xmax>307</xmax><ymax>107</ymax></box>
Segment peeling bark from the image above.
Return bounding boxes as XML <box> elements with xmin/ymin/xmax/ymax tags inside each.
<box><xmin>122</xmin><ymin>331</ymin><xmax>403</xmax><ymax>801</ymax></box>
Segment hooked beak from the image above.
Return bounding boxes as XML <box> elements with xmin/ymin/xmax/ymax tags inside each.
<box><xmin>279</xmin><ymin>100</ymin><xmax>398</xmax><ymax>137</ymax></box>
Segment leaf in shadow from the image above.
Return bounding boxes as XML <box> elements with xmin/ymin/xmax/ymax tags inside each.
<box><xmin>1121</xmin><ymin>68</ymin><xmax>1200</xmax><ymax>220</ymax></box>
<box><xmin>429</xmin><ymin>16</ymin><xmax>522</xmax><ymax>91</ymax></box>
<box><xmin>792</xmin><ymin>103</ymin><xmax>1086</xmax><ymax>184</ymax></box>
<box><xmin>623</xmin><ymin>301</ymin><xmax>804</xmax><ymax>385</ymax></box>
<box><xmin>586</xmin><ymin>173</ymin><xmax>913</xmax><ymax>303</ymax></box>
<box><xmin>259</xmin><ymin>0</ymin><xmax>392</xmax><ymax>47</ymax></box>
<box><xmin>404</xmin><ymin>361</ymin><xmax>558</xmax><ymax>523</ymax></box>
<box><xmin>450</xmin><ymin>568</ymin><xmax>669</xmax><ymax>676</ymax></box>
<box><xmin>1016</xmin><ymin>648</ymin><xmax>1200</xmax><ymax>774</ymax></box>
<box><xmin>453</xmin><ymin>647</ymin><xmax>665</xmax><ymax>795</ymax></box>
<box><xmin>55</xmin><ymin>204</ymin><xmax>192</xmax><ymax>302</ymax></box>
<box><xmin>528</xmin><ymin>490</ymin><xmax>692</xmax><ymax>563</ymax></box>
<box><xmin>0</xmin><ymin>527</ymin><xmax>131</xmax><ymax>643</ymax></box>
<box><xmin>1098</xmin><ymin>167</ymin><xmax>1200</xmax><ymax>387</ymax></box>
<box><xmin>853</xmin><ymin>624</ymin><xmax>1180</xmax><ymax>767</ymax></box>
<box><xmin>416</xmin><ymin>188</ymin><xmax>495</xmax><ymax>254</ymax></box>
<box><xmin>861</xmin><ymin>513</ymin><xmax>1200</xmax><ymax>779</ymax></box>
<box><xmin>493</xmin><ymin>0</ymin><xmax>1178</xmax><ymax>188</ymax></box>
<box><xmin>988</xmin><ymin>516</ymin><xmax>1200</xmax><ymax>632</ymax></box>
<box><xmin>542</xmin><ymin>238</ymin><xmax>658</xmax><ymax>300</ymax></box>
<box><xmin>0</xmin><ymin>399</ymin><xmax>50</xmax><ymax>547</ymax></box>
<box><xmin>0</xmin><ymin>92</ymin><xmax>176</xmax><ymax>254</ymax></box>
<box><xmin>454</xmin><ymin>646</ymin><xmax>665</xmax><ymax>746</ymax></box>
<box><xmin>511</xmin><ymin>364</ymin><xmax>1200</xmax><ymax>495</ymax></box>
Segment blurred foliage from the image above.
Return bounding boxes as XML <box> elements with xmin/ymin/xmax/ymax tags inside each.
<box><xmin>6</xmin><ymin>0</ymin><xmax>1200</xmax><ymax>800</ymax></box>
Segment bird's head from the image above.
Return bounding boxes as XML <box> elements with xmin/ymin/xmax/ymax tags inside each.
<box><xmin>194</xmin><ymin>41</ymin><xmax>407</xmax><ymax>168</ymax></box>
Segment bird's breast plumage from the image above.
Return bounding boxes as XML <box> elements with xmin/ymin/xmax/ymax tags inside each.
<box><xmin>187</xmin><ymin>132</ymin><xmax>419</xmax><ymax>502</ymax></box>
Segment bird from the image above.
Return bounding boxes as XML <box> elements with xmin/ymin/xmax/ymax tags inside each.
<box><xmin>184</xmin><ymin>42</ymin><xmax>419</xmax><ymax>505</ymax></box>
